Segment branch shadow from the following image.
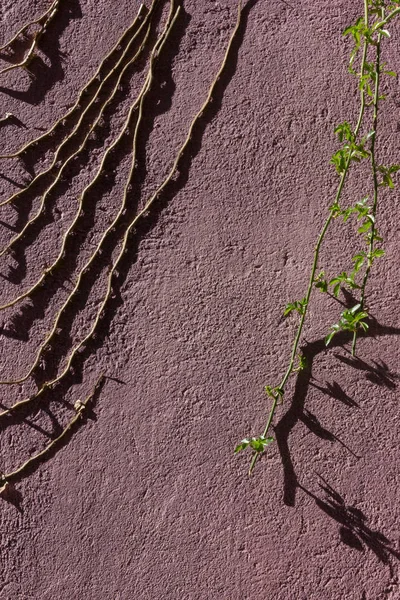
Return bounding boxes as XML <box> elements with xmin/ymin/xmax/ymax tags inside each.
<box><xmin>299</xmin><ymin>475</ymin><xmax>400</xmax><ymax>564</ymax></box>
<box><xmin>0</xmin><ymin>0</ymin><xmax>82</xmax><ymax>105</ymax></box>
<box><xmin>275</xmin><ymin>317</ymin><xmax>400</xmax><ymax>508</ymax></box>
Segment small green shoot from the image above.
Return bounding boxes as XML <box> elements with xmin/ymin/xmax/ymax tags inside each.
<box><xmin>234</xmin><ymin>435</ymin><xmax>274</xmax><ymax>455</ymax></box>
<box><xmin>325</xmin><ymin>304</ymin><xmax>369</xmax><ymax>346</ymax></box>
<box><xmin>329</xmin><ymin>272</ymin><xmax>360</xmax><ymax>297</ymax></box>
<box><xmin>284</xmin><ymin>298</ymin><xmax>307</xmax><ymax>317</ymax></box>
<box><xmin>314</xmin><ymin>271</ymin><xmax>328</xmax><ymax>293</ymax></box>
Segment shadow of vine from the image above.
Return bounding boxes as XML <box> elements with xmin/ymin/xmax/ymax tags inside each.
<box><xmin>0</xmin><ymin>0</ymin><xmax>82</xmax><ymax>105</ymax></box>
<box><xmin>299</xmin><ymin>475</ymin><xmax>400</xmax><ymax>564</ymax></box>
<box><xmin>271</xmin><ymin>316</ymin><xmax>400</xmax><ymax>562</ymax></box>
<box><xmin>0</xmin><ymin>0</ymin><xmax>256</xmax><ymax>488</ymax></box>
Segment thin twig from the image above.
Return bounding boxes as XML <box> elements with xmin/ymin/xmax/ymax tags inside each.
<box><xmin>0</xmin><ymin>0</ymin><xmax>58</xmax><ymax>51</ymax></box>
<box><xmin>0</xmin><ymin>113</ymin><xmax>14</xmax><ymax>125</ymax></box>
<box><xmin>0</xmin><ymin>3</ymin><xmax>149</xmax><ymax>159</ymax></box>
<box><xmin>0</xmin><ymin>0</ymin><xmax>61</xmax><ymax>76</ymax></box>
<box><xmin>0</xmin><ymin>1</ymin><xmax>179</xmax><ymax>389</ymax></box>
<box><xmin>0</xmin><ymin>373</ymin><xmax>105</xmax><ymax>491</ymax></box>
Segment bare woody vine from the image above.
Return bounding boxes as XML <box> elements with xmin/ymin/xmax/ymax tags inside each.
<box><xmin>235</xmin><ymin>0</ymin><xmax>400</xmax><ymax>474</ymax></box>
<box><xmin>0</xmin><ymin>0</ymin><xmax>242</xmax><ymax>492</ymax></box>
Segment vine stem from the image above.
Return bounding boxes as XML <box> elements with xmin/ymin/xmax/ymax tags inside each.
<box><xmin>352</xmin><ymin>9</ymin><xmax>384</xmax><ymax>356</ymax></box>
<box><xmin>0</xmin><ymin>8</ymin><xmax>153</xmax><ymax>259</ymax></box>
<box><xmin>0</xmin><ymin>373</ymin><xmax>105</xmax><ymax>490</ymax></box>
<box><xmin>0</xmin><ymin>0</ymin><xmax>61</xmax><ymax>76</ymax></box>
<box><xmin>0</xmin><ymin>0</ymin><xmax>58</xmax><ymax>51</ymax></box>
<box><xmin>249</xmin><ymin>0</ymin><xmax>370</xmax><ymax>476</ymax></box>
<box><xmin>0</xmin><ymin>0</ymin><xmax>242</xmax><ymax>417</ymax></box>
<box><xmin>0</xmin><ymin>2</ymin><xmax>150</xmax><ymax>209</ymax></box>
<box><xmin>0</xmin><ymin>3</ymin><xmax>149</xmax><ymax>159</ymax></box>
<box><xmin>373</xmin><ymin>6</ymin><xmax>400</xmax><ymax>30</ymax></box>
<box><xmin>0</xmin><ymin>1</ymin><xmax>176</xmax><ymax>385</ymax></box>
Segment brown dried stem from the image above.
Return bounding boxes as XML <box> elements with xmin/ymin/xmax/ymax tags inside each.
<box><xmin>0</xmin><ymin>3</ymin><xmax>148</xmax><ymax>159</ymax></box>
<box><xmin>0</xmin><ymin>8</ymin><xmax>154</xmax><ymax>258</ymax></box>
<box><xmin>0</xmin><ymin>0</ymin><xmax>242</xmax><ymax>415</ymax></box>
<box><xmin>0</xmin><ymin>0</ymin><xmax>60</xmax><ymax>76</ymax></box>
<box><xmin>0</xmin><ymin>7</ymin><xmax>159</xmax><ymax>311</ymax></box>
<box><xmin>0</xmin><ymin>1</ymin><xmax>178</xmax><ymax>386</ymax></box>
<box><xmin>0</xmin><ymin>373</ymin><xmax>105</xmax><ymax>491</ymax></box>
<box><xmin>0</xmin><ymin>2</ymin><xmax>150</xmax><ymax>210</ymax></box>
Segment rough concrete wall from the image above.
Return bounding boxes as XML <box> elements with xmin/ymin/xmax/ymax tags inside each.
<box><xmin>0</xmin><ymin>1</ymin><xmax>399</xmax><ymax>598</ymax></box>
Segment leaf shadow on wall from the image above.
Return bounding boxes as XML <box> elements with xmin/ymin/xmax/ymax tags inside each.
<box><xmin>274</xmin><ymin>315</ymin><xmax>400</xmax><ymax>563</ymax></box>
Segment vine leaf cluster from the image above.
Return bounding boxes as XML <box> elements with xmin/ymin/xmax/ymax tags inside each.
<box><xmin>0</xmin><ymin>0</ymin><xmax>243</xmax><ymax>493</ymax></box>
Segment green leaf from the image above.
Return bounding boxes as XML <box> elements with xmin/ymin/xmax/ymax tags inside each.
<box><xmin>283</xmin><ymin>298</ymin><xmax>306</xmax><ymax>317</ymax></box>
<box><xmin>294</xmin><ymin>353</ymin><xmax>307</xmax><ymax>371</ymax></box>
<box><xmin>325</xmin><ymin>331</ymin><xmax>336</xmax><ymax>346</ymax></box>
<box><xmin>329</xmin><ymin>272</ymin><xmax>359</xmax><ymax>296</ymax></box>
<box><xmin>358</xmin><ymin>220</ymin><xmax>372</xmax><ymax>233</ymax></box>
<box><xmin>370</xmin><ymin>248</ymin><xmax>385</xmax><ymax>260</ymax></box>
<box><xmin>329</xmin><ymin>203</ymin><xmax>341</xmax><ymax>218</ymax></box>
<box><xmin>234</xmin><ymin>439</ymin><xmax>250</xmax><ymax>454</ymax></box>
<box><xmin>265</xmin><ymin>385</ymin><xmax>275</xmax><ymax>398</ymax></box>
<box><xmin>377</xmin><ymin>164</ymin><xmax>400</xmax><ymax>188</ymax></box>
<box><xmin>283</xmin><ymin>303</ymin><xmax>296</xmax><ymax>317</ymax></box>
<box><xmin>326</xmin><ymin>304</ymin><xmax>369</xmax><ymax>346</ymax></box>
<box><xmin>352</xmin><ymin>252</ymin><xmax>366</xmax><ymax>272</ymax></box>
<box><xmin>265</xmin><ymin>386</ymin><xmax>284</xmax><ymax>401</ymax></box>
<box><xmin>315</xmin><ymin>280</ymin><xmax>328</xmax><ymax>293</ymax></box>
<box><xmin>334</xmin><ymin>122</ymin><xmax>354</xmax><ymax>143</ymax></box>
<box><xmin>235</xmin><ymin>435</ymin><xmax>274</xmax><ymax>455</ymax></box>
<box><xmin>249</xmin><ymin>436</ymin><xmax>274</xmax><ymax>453</ymax></box>
<box><xmin>333</xmin><ymin>282</ymin><xmax>341</xmax><ymax>297</ymax></box>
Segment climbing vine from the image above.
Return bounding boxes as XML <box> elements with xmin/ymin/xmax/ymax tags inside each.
<box><xmin>235</xmin><ymin>0</ymin><xmax>400</xmax><ymax>474</ymax></box>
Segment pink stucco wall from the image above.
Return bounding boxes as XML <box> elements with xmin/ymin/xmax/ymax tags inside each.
<box><xmin>0</xmin><ymin>1</ymin><xmax>399</xmax><ymax>598</ymax></box>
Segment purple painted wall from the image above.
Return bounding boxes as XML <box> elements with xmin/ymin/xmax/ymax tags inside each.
<box><xmin>0</xmin><ymin>1</ymin><xmax>399</xmax><ymax>598</ymax></box>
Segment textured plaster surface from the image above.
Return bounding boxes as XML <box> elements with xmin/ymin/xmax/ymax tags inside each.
<box><xmin>0</xmin><ymin>1</ymin><xmax>400</xmax><ymax>598</ymax></box>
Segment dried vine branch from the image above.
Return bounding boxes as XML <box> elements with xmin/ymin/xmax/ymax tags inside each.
<box><xmin>0</xmin><ymin>0</ymin><xmax>244</xmax><ymax>493</ymax></box>
<box><xmin>0</xmin><ymin>0</ymin><xmax>242</xmax><ymax>422</ymax></box>
<box><xmin>0</xmin><ymin>7</ymin><xmax>160</xmax><ymax>312</ymax></box>
<box><xmin>0</xmin><ymin>0</ymin><xmax>179</xmax><ymax>388</ymax></box>
<box><xmin>0</xmin><ymin>373</ymin><xmax>105</xmax><ymax>492</ymax></box>
<box><xmin>0</xmin><ymin>6</ymin><xmax>155</xmax><ymax>258</ymax></box>
<box><xmin>0</xmin><ymin>0</ymin><xmax>60</xmax><ymax>76</ymax></box>
<box><xmin>0</xmin><ymin>2</ymin><xmax>151</xmax><ymax>211</ymax></box>
<box><xmin>0</xmin><ymin>3</ymin><xmax>148</xmax><ymax>160</ymax></box>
